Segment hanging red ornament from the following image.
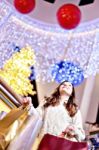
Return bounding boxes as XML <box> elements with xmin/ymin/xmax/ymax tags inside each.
<box><xmin>14</xmin><ymin>0</ymin><xmax>35</xmax><ymax>14</ymax></box>
<box><xmin>56</xmin><ymin>4</ymin><xmax>81</xmax><ymax>30</ymax></box>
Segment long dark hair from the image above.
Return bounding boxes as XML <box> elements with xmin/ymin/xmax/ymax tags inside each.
<box><xmin>43</xmin><ymin>81</ymin><xmax>78</xmax><ymax>116</ymax></box>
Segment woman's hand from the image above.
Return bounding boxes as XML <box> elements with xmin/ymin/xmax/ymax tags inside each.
<box><xmin>59</xmin><ymin>130</ymin><xmax>75</xmax><ymax>139</ymax></box>
<box><xmin>66</xmin><ymin>131</ymin><xmax>75</xmax><ymax>138</ymax></box>
<box><xmin>22</xmin><ymin>97</ymin><xmax>32</xmax><ymax>107</ymax></box>
<box><xmin>60</xmin><ymin>126</ymin><xmax>76</xmax><ymax>139</ymax></box>
<box><xmin>59</xmin><ymin>131</ymin><xmax>67</xmax><ymax>138</ymax></box>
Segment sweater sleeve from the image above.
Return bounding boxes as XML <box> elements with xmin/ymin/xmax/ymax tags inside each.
<box><xmin>36</xmin><ymin>105</ymin><xmax>45</xmax><ymax>119</ymax></box>
<box><xmin>28</xmin><ymin>102</ymin><xmax>45</xmax><ymax>120</ymax></box>
<box><xmin>73</xmin><ymin>110</ymin><xmax>85</xmax><ymax>141</ymax></box>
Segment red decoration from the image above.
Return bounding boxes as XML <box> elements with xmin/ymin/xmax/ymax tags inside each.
<box><xmin>14</xmin><ymin>0</ymin><xmax>35</xmax><ymax>14</ymax></box>
<box><xmin>57</xmin><ymin>4</ymin><xmax>81</xmax><ymax>30</ymax></box>
<box><xmin>38</xmin><ymin>134</ymin><xmax>88</xmax><ymax>150</ymax></box>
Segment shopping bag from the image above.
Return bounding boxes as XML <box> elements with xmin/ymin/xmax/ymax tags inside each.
<box><xmin>0</xmin><ymin>107</ymin><xmax>28</xmax><ymax>150</ymax></box>
<box><xmin>7</xmin><ymin>116</ymin><xmax>43</xmax><ymax>150</ymax></box>
<box><xmin>38</xmin><ymin>134</ymin><xmax>88</xmax><ymax>150</ymax></box>
<box><xmin>0</xmin><ymin>133</ymin><xmax>6</xmax><ymax>150</ymax></box>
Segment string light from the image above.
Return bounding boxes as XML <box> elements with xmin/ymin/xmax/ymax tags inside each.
<box><xmin>51</xmin><ymin>61</ymin><xmax>84</xmax><ymax>86</ymax></box>
<box><xmin>0</xmin><ymin>0</ymin><xmax>99</xmax><ymax>83</ymax></box>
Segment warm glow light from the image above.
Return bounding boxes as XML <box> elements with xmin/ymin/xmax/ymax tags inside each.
<box><xmin>0</xmin><ymin>46</ymin><xmax>36</xmax><ymax>96</ymax></box>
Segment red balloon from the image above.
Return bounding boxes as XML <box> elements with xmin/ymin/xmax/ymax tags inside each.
<box><xmin>14</xmin><ymin>0</ymin><xmax>35</xmax><ymax>14</ymax></box>
<box><xmin>57</xmin><ymin>4</ymin><xmax>81</xmax><ymax>29</ymax></box>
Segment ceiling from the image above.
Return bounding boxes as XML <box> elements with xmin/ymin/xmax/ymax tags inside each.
<box><xmin>8</xmin><ymin>0</ymin><xmax>99</xmax><ymax>25</ymax></box>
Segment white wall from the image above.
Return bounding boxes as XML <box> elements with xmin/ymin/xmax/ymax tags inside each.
<box><xmin>80</xmin><ymin>76</ymin><xmax>95</xmax><ymax>123</ymax></box>
<box><xmin>86</xmin><ymin>74</ymin><xmax>99</xmax><ymax>123</ymax></box>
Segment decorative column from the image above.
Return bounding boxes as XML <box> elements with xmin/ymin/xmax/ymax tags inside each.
<box><xmin>80</xmin><ymin>76</ymin><xmax>95</xmax><ymax>123</ymax></box>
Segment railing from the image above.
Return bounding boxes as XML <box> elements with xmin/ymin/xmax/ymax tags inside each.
<box><xmin>0</xmin><ymin>77</ymin><xmax>21</xmax><ymax>110</ymax></box>
<box><xmin>0</xmin><ymin>77</ymin><xmax>42</xmax><ymax>150</ymax></box>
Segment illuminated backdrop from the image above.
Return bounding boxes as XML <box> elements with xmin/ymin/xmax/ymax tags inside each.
<box><xmin>0</xmin><ymin>1</ymin><xmax>99</xmax><ymax>83</ymax></box>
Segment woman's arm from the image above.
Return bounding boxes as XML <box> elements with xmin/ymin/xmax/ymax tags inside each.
<box><xmin>73</xmin><ymin>110</ymin><xmax>85</xmax><ymax>141</ymax></box>
<box><xmin>22</xmin><ymin>97</ymin><xmax>45</xmax><ymax>119</ymax></box>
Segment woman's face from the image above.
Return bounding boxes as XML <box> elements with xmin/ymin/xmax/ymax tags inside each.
<box><xmin>59</xmin><ymin>81</ymin><xmax>73</xmax><ymax>96</ymax></box>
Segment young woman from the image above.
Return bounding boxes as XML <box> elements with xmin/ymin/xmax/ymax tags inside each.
<box><xmin>24</xmin><ymin>80</ymin><xmax>85</xmax><ymax>144</ymax></box>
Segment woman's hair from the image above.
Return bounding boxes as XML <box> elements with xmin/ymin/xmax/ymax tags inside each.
<box><xmin>43</xmin><ymin>81</ymin><xmax>78</xmax><ymax>116</ymax></box>
<box><xmin>44</xmin><ymin>81</ymin><xmax>78</xmax><ymax>117</ymax></box>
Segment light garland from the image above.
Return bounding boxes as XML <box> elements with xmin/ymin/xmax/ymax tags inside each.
<box><xmin>0</xmin><ymin>0</ymin><xmax>99</xmax><ymax>83</ymax></box>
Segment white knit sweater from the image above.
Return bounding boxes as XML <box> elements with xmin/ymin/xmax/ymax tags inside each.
<box><xmin>30</xmin><ymin>104</ymin><xmax>85</xmax><ymax>142</ymax></box>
